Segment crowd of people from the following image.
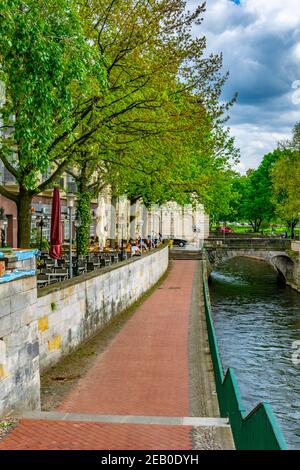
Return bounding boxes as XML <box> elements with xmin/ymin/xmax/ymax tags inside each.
<box><xmin>89</xmin><ymin>234</ymin><xmax>162</xmax><ymax>256</ymax></box>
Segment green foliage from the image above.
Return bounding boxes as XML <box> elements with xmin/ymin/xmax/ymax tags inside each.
<box><xmin>77</xmin><ymin>192</ymin><xmax>92</xmax><ymax>256</ymax></box>
<box><xmin>73</xmin><ymin>0</ymin><xmax>238</xmax><ymax>211</ymax></box>
<box><xmin>1</xmin><ymin>0</ymin><xmax>238</xmax><ymax>247</ymax></box>
<box><xmin>225</xmin><ymin>150</ymin><xmax>283</xmax><ymax>231</ymax></box>
<box><xmin>0</xmin><ymin>0</ymin><xmax>106</xmax><ymax>246</ymax></box>
<box><xmin>271</xmin><ymin>150</ymin><xmax>300</xmax><ymax>229</ymax></box>
<box><xmin>270</xmin><ymin>123</ymin><xmax>300</xmax><ymax>236</ymax></box>
<box><xmin>0</xmin><ymin>0</ymin><xmax>105</xmax><ymax>188</ymax></box>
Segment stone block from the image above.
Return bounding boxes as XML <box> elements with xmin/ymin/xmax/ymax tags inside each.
<box><xmin>10</xmin><ymin>311</ymin><xmax>22</xmax><ymax>333</ymax></box>
<box><xmin>0</xmin><ymin>283</ymin><xmax>11</xmax><ymax>301</ymax></box>
<box><xmin>0</xmin><ymin>297</ymin><xmax>11</xmax><ymax>319</ymax></box>
<box><xmin>11</xmin><ymin>290</ymin><xmax>37</xmax><ymax>314</ymax></box>
<box><xmin>48</xmin><ymin>335</ymin><xmax>61</xmax><ymax>351</ymax></box>
<box><xmin>0</xmin><ymin>339</ymin><xmax>5</xmax><ymax>362</ymax></box>
<box><xmin>63</xmin><ymin>285</ymin><xmax>75</xmax><ymax>299</ymax></box>
<box><xmin>0</xmin><ymin>375</ymin><xmax>12</xmax><ymax>403</ymax></box>
<box><xmin>38</xmin><ymin>316</ymin><xmax>49</xmax><ymax>332</ymax></box>
<box><xmin>5</xmin><ymin>324</ymin><xmax>32</xmax><ymax>355</ymax></box>
<box><xmin>17</xmin><ymin>344</ymin><xmax>32</xmax><ymax>364</ymax></box>
<box><xmin>0</xmin><ymin>364</ymin><xmax>8</xmax><ymax>380</ymax></box>
<box><xmin>19</xmin><ymin>306</ymin><xmax>39</xmax><ymax>326</ymax></box>
<box><xmin>0</xmin><ymin>314</ymin><xmax>13</xmax><ymax>338</ymax></box>
<box><xmin>27</xmin><ymin>341</ymin><xmax>39</xmax><ymax>359</ymax></box>
<box><xmin>7</xmin><ymin>279</ymin><xmax>23</xmax><ymax>297</ymax></box>
<box><xmin>5</xmin><ymin>352</ymin><xmax>19</xmax><ymax>373</ymax></box>
<box><xmin>22</xmin><ymin>276</ymin><xmax>37</xmax><ymax>292</ymax></box>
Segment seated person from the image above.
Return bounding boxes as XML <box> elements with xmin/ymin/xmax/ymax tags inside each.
<box><xmin>141</xmin><ymin>239</ymin><xmax>148</xmax><ymax>251</ymax></box>
<box><xmin>125</xmin><ymin>241</ymin><xmax>132</xmax><ymax>253</ymax></box>
<box><xmin>131</xmin><ymin>242</ymin><xmax>141</xmax><ymax>256</ymax></box>
<box><xmin>103</xmin><ymin>241</ymin><xmax>111</xmax><ymax>252</ymax></box>
<box><xmin>91</xmin><ymin>243</ymin><xmax>100</xmax><ymax>254</ymax></box>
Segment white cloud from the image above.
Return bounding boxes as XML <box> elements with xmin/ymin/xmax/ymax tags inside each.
<box><xmin>188</xmin><ymin>0</ymin><xmax>300</xmax><ymax>170</ymax></box>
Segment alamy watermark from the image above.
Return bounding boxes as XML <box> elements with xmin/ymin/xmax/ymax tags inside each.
<box><xmin>291</xmin><ymin>80</ymin><xmax>300</xmax><ymax>105</ymax></box>
<box><xmin>291</xmin><ymin>341</ymin><xmax>300</xmax><ymax>365</ymax></box>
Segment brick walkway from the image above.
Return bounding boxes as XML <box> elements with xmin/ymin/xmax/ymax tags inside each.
<box><xmin>58</xmin><ymin>260</ymin><xmax>194</xmax><ymax>417</ymax></box>
<box><xmin>0</xmin><ymin>261</ymin><xmax>232</xmax><ymax>450</ymax></box>
<box><xmin>0</xmin><ymin>420</ymin><xmax>193</xmax><ymax>450</ymax></box>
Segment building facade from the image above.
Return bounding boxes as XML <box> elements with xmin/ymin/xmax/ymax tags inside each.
<box><xmin>0</xmin><ymin>164</ymin><xmax>209</xmax><ymax>248</ymax></box>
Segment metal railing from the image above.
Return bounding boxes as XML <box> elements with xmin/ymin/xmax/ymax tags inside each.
<box><xmin>202</xmin><ymin>271</ymin><xmax>287</xmax><ymax>450</ymax></box>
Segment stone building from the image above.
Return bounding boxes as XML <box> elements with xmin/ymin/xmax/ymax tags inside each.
<box><xmin>0</xmin><ymin>163</ymin><xmax>209</xmax><ymax>248</ymax></box>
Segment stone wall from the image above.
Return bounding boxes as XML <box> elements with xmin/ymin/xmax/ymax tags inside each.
<box><xmin>36</xmin><ymin>247</ymin><xmax>169</xmax><ymax>370</ymax></box>
<box><xmin>0</xmin><ymin>246</ymin><xmax>169</xmax><ymax>416</ymax></box>
<box><xmin>0</xmin><ymin>275</ymin><xmax>40</xmax><ymax>415</ymax></box>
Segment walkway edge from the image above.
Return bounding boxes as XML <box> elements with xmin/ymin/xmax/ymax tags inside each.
<box><xmin>16</xmin><ymin>411</ymin><xmax>230</xmax><ymax>427</ymax></box>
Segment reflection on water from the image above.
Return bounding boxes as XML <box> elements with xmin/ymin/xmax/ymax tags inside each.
<box><xmin>209</xmin><ymin>257</ymin><xmax>300</xmax><ymax>450</ymax></box>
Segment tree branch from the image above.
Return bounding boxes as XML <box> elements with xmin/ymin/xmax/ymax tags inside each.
<box><xmin>35</xmin><ymin>157</ymin><xmax>72</xmax><ymax>194</ymax></box>
<box><xmin>0</xmin><ymin>184</ymin><xmax>18</xmax><ymax>202</ymax></box>
<box><xmin>0</xmin><ymin>152</ymin><xmax>18</xmax><ymax>177</ymax></box>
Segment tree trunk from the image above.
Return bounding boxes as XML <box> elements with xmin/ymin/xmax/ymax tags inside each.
<box><xmin>250</xmin><ymin>220</ymin><xmax>255</xmax><ymax>232</ymax></box>
<box><xmin>291</xmin><ymin>221</ymin><xmax>297</xmax><ymax>239</ymax></box>
<box><xmin>77</xmin><ymin>164</ymin><xmax>91</xmax><ymax>256</ymax></box>
<box><xmin>17</xmin><ymin>188</ymin><xmax>33</xmax><ymax>248</ymax></box>
<box><xmin>251</xmin><ymin>219</ymin><xmax>262</xmax><ymax>233</ymax></box>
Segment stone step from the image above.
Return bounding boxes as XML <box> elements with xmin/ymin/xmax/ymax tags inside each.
<box><xmin>16</xmin><ymin>410</ymin><xmax>230</xmax><ymax>427</ymax></box>
<box><xmin>170</xmin><ymin>251</ymin><xmax>203</xmax><ymax>260</ymax></box>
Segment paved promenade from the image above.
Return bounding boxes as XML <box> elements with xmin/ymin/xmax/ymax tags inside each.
<box><xmin>0</xmin><ymin>261</ymin><xmax>233</xmax><ymax>450</ymax></box>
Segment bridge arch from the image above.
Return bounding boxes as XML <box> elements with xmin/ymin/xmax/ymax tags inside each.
<box><xmin>270</xmin><ymin>254</ymin><xmax>295</xmax><ymax>283</ymax></box>
<box><xmin>206</xmin><ymin>248</ymin><xmax>295</xmax><ymax>284</ymax></box>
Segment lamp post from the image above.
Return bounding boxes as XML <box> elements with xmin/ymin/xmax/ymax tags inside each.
<box><xmin>36</xmin><ymin>208</ymin><xmax>48</xmax><ymax>251</ymax></box>
<box><xmin>74</xmin><ymin>211</ymin><xmax>81</xmax><ymax>276</ymax></box>
<box><xmin>151</xmin><ymin>212</ymin><xmax>160</xmax><ymax>246</ymax></box>
<box><xmin>1</xmin><ymin>214</ymin><xmax>8</xmax><ymax>247</ymax></box>
<box><xmin>67</xmin><ymin>193</ymin><xmax>75</xmax><ymax>278</ymax></box>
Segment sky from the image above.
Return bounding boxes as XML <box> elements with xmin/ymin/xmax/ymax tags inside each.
<box><xmin>188</xmin><ymin>0</ymin><xmax>300</xmax><ymax>173</ymax></box>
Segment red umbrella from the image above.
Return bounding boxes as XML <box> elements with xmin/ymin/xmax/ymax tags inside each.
<box><xmin>49</xmin><ymin>187</ymin><xmax>62</xmax><ymax>259</ymax></box>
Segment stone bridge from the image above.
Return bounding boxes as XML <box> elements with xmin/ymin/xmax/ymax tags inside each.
<box><xmin>204</xmin><ymin>238</ymin><xmax>300</xmax><ymax>290</ymax></box>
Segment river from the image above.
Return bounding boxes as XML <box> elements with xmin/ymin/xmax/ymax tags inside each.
<box><xmin>209</xmin><ymin>257</ymin><xmax>300</xmax><ymax>450</ymax></box>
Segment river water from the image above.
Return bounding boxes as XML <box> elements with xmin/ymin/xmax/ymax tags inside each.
<box><xmin>209</xmin><ymin>257</ymin><xmax>300</xmax><ymax>450</ymax></box>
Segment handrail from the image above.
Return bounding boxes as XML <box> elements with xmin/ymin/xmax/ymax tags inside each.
<box><xmin>202</xmin><ymin>268</ymin><xmax>288</xmax><ymax>450</ymax></box>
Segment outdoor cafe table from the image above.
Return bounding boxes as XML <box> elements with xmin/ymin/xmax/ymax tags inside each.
<box><xmin>45</xmin><ymin>272</ymin><xmax>69</xmax><ymax>282</ymax></box>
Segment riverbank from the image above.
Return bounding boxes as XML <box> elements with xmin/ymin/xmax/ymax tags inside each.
<box><xmin>209</xmin><ymin>256</ymin><xmax>300</xmax><ymax>449</ymax></box>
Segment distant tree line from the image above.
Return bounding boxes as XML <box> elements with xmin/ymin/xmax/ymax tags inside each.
<box><xmin>216</xmin><ymin>122</ymin><xmax>300</xmax><ymax>238</ymax></box>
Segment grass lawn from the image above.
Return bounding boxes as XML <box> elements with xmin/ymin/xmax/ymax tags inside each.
<box><xmin>212</xmin><ymin>224</ymin><xmax>300</xmax><ymax>238</ymax></box>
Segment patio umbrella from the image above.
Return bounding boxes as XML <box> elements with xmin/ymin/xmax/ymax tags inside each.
<box><xmin>49</xmin><ymin>187</ymin><xmax>62</xmax><ymax>259</ymax></box>
<box><xmin>95</xmin><ymin>196</ymin><xmax>106</xmax><ymax>250</ymax></box>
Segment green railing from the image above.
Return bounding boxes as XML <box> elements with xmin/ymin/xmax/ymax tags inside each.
<box><xmin>202</xmin><ymin>274</ymin><xmax>288</xmax><ymax>450</ymax></box>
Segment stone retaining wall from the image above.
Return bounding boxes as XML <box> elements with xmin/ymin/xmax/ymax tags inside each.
<box><xmin>0</xmin><ymin>246</ymin><xmax>169</xmax><ymax>416</ymax></box>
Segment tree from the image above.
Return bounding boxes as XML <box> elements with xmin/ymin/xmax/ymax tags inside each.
<box><xmin>0</xmin><ymin>0</ymin><xmax>106</xmax><ymax>246</ymax></box>
<box><xmin>71</xmin><ymin>0</ymin><xmax>238</xmax><ymax>249</ymax></box>
<box><xmin>271</xmin><ymin>149</ymin><xmax>300</xmax><ymax>238</ymax></box>
<box><xmin>208</xmin><ymin>171</ymin><xmax>243</xmax><ymax>225</ymax></box>
<box><xmin>1</xmin><ymin>0</ymin><xmax>237</xmax><ymax>248</ymax></box>
<box><xmin>234</xmin><ymin>150</ymin><xmax>282</xmax><ymax>232</ymax></box>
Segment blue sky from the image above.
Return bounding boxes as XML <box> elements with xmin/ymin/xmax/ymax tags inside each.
<box><xmin>188</xmin><ymin>0</ymin><xmax>300</xmax><ymax>172</ymax></box>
